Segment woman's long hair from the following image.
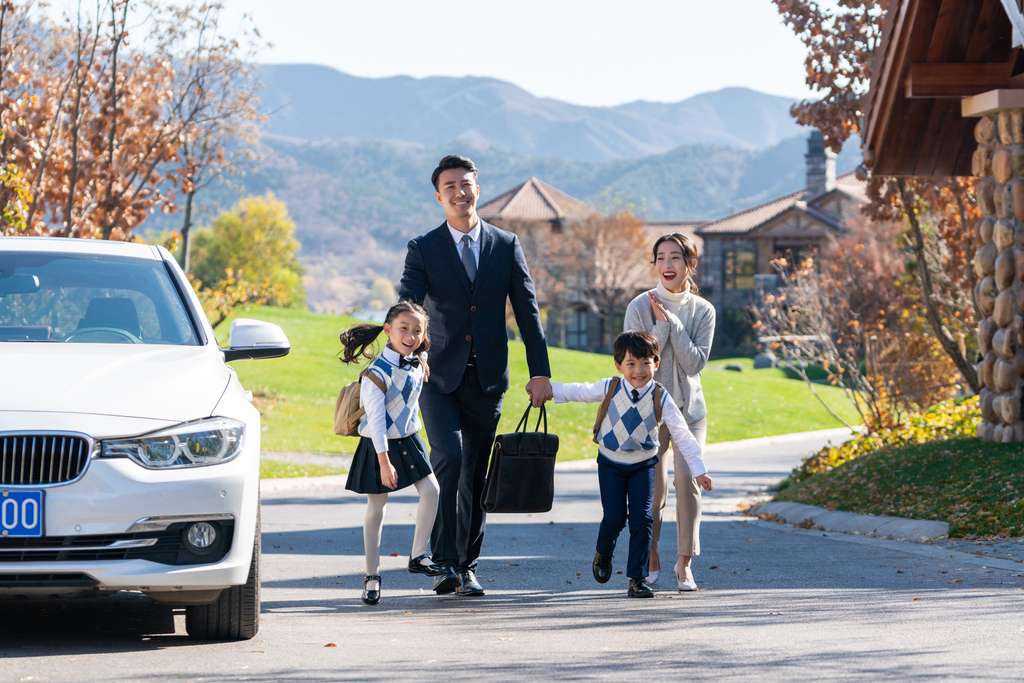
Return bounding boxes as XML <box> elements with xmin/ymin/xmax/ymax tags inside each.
<box><xmin>338</xmin><ymin>301</ymin><xmax>430</xmax><ymax>364</ymax></box>
<box><xmin>651</xmin><ymin>232</ymin><xmax>699</xmax><ymax>295</ymax></box>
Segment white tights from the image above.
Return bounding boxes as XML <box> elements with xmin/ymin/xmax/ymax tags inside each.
<box><xmin>363</xmin><ymin>473</ymin><xmax>440</xmax><ymax>584</ymax></box>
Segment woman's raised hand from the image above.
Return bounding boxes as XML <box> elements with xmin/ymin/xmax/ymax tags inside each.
<box><xmin>648</xmin><ymin>291</ymin><xmax>670</xmax><ymax>322</ymax></box>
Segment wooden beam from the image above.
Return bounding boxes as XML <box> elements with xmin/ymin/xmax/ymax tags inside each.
<box><xmin>961</xmin><ymin>88</ymin><xmax>1024</xmax><ymax>116</ymax></box>
<box><xmin>905</xmin><ymin>62</ymin><xmax>1015</xmax><ymax>97</ymax></box>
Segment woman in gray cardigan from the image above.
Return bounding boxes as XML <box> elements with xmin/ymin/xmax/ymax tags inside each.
<box><xmin>623</xmin><ymin>232</ymin><xmax>715</xmax><ymax>592</ymax></box>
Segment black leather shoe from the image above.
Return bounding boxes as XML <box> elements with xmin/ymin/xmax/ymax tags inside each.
<box><xmin>455</xmin><ymin>568</ymin><xmax>485</xmax><ymax>596</ymax></box>
<box><xmin>362</xmin><ymin>575</ymin><xmax>381</xmax><ymax>605</ymax></box>
<box><xmin>593</xmin><ymin>552</ymin><xmax>613</xmax><ymax>584</ymax></box>
<box><xmin>628</xmin><ymin>577</ymin><xmax>654</xmax><ymax>598</ymax></box>
<box><xmin>433</xmin><ymin>565</ymin><xmax>460</xmax><ymax>594</ymax></box>
<box><xmin>408</xmin><ymin>554</ymin><xmax>447</xmax><ymax>577</ymax></box>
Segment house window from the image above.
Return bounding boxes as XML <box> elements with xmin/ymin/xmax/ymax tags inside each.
<box><xmin>566</xmin><ymin>309</ymin><xmax>588</xmax><ymax>349</ymax></box>
<box><xmin>724</xmin><ymin>250</ymin><xmax>756</xmax><ymax>290</ymax></box>
<box><xmin>774</xmin><ymin>244</ymin><xmax>819</xmax><ymax>272</ymax></box>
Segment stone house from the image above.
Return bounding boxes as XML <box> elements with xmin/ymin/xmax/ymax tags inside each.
<box><xmin>478</xmin><ymin>178</ymin><xmax>700</xmax><ymax>352</ymax></box>
<box><xmin>696</xmin><ymin>131</ymin><xmax>866</xmax><ymax>350</ymax></box>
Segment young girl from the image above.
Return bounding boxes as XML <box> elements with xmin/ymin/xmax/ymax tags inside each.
<box><xmin>340</xmin><ymin>301</ymin><xmax>446</xmax><ymax>605</ymax></box>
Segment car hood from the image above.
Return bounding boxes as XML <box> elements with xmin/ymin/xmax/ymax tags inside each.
<box><xmin>0</xmin><ymin>343</ymin><xmax>230</xmax><ymax>422</ymax></box>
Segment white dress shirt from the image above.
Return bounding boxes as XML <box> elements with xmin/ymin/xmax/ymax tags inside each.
<box><xmin>552</xmin><ymin>378</ymin><xmax>706</xmax><ymax>474</ymax></box>
<box><xmin>447</xmin><ymin>220</ymin><xmax>481</xmax><ymax>268</ymax></box>
<box><xmin>360</xmin><ymin>345</ymin><xmax>423</xmax><ymax>454</ymax></box>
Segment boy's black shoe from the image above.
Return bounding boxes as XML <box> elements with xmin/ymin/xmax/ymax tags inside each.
<box><xmin>593</xmin><ymin>552</ymin><xmax>613</xmax><ymax>584</ymax></box>
<box><xmin>433</xmin><ymin>565</ymin><xmax>460</xmax><ymax>594</ymax></box>
<box><xmin>628</xmin><ymin>578</ymin><xmax>654</xmax><ymax>598</ymax></box>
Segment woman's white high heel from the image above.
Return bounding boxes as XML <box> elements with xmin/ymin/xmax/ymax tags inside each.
<box><xmin>677</xmin><ymin>563</ymin><xmax>697</xmax><ymax>592</ymax></box>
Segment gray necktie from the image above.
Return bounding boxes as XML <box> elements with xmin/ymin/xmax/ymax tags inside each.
<box><xmin>461</xmin><ymin>234</ymin><xmax>477</xmax><ymax>282</ymax></box>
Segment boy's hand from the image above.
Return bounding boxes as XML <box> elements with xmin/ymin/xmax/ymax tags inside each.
<box><xmin>378</xmin><ymin>453</ymin><xmax>398</xmax><ymax>489</ymax></box>
<box><xmin>525</xmin><ymin>376</ymin><xmax>553</xmax><ymax>407</ymax></box>
<box><xmin>696</xmin><ymin>474</ymin><xmax>714</xmax><ymax>492</ymax></box>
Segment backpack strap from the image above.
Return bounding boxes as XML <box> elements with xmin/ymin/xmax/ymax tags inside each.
<box><xmin>346</xmin><ymin>369</ymin><xmax>388</xmax><ymax>427</ymax></box>
<box><xmin>363</xmin><ymin>367</ymin><xmax>387</xmax><ymax>394</ymax></box>
<box><xmin>591</xmin><ymin>377</ymin><xmax>621</xmax><ymax>444</ymax></box>
<box><xmin>653</xmin><ymin>382</ymin><xmax>663</xmax><ymax>425</ymax></box>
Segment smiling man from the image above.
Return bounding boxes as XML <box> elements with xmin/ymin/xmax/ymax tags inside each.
<box><xmin>399</xmin><ymin>154</ymin><xmax>553</xmax><ymax>596</ymax></box>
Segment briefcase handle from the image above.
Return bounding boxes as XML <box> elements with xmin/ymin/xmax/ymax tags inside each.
<box><xmin>514</xmin><ymin>404</ymin><xmax>548</xmax><ymax>437</ymax></box>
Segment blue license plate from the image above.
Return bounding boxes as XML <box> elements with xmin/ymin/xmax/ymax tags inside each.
<box><xmin>0</xmin><ymin>490</ymin><xmax>43</xmax><ymax>537</ymax></box>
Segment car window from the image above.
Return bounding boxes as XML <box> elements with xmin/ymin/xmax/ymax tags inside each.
<box><xmin>0</xmin><ymin>251</ymin><xmax>199</xmax><ymax>345</ymax></box>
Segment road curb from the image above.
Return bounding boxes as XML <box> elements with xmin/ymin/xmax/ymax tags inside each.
<box><xmin>752</xmin><ymin>500</ymin><xmax>949</xmax><ymax>542</ymax></box>
<box><xmin>260</xmin><ymin>474</ymin><xmax>349</xmax><ymax>493</ymax></box>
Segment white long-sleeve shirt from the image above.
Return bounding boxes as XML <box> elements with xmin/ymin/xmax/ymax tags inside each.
<box><xmin>552</xmin><ymin>378</ymin><xmax>707</xmax><ymax>475</ymax></box>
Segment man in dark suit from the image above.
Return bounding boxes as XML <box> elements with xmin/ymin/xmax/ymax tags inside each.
<box><xmin>399</xmin><ymin>155</ymin><xmax>553</xmax><ymax>596</ymax></box>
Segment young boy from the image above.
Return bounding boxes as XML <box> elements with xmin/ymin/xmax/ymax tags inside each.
<box><xmin>552</xmin><ymin>331</ymin><xmax>713</xmax><ymax>597</ymax></box>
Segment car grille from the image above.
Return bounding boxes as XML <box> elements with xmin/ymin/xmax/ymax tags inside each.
<box><xmin>0</xmin><ymin>521</ymin><xmax>234</xmax><ymax>566</ymax></box>
<box><xmin>0</xmin><ymin>572</ymin><xmax>98</xmax><ymax>588</ymax></box>
<box><xmin>0</xmin><ymin>434</ymin><xmax>90</xmax><ymax>485</ymax></box>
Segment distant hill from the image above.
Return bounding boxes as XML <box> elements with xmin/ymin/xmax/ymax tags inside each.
<box><xmin>256</xmin><ymin>64</ymin><xmax>805</xmax><ymax>163</ymax></box>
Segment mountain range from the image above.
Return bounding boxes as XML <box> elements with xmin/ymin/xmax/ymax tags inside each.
<box><xmin>150</xmin><ymin>65</ymin><xmax>860</xmax><ymax>311</ymax></box>
<box><xmin>256</xmin><ymin>64</ymin><xmax>807</xmax><ymax>163</ymax></box>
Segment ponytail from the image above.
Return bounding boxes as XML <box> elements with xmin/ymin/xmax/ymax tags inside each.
<box><xmin>339</xmin><ymin>323</ymin><xmax>384</xmax><ymax>364</ymax></box>
<box><xmin>338</xmin><ymin>300</ymin><xmax>431</xmax><ymax>365</ymax></box>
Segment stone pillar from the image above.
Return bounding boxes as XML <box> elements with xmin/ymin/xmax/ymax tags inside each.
<box><xmin>972</xmin><ymin>110</ymin><xmax>1024</xmax><ymax>442</ymax></box>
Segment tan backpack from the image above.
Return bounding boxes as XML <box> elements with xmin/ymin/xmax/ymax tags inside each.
<box><xmin>333</xmin><ymin>369</ymin><xmax>388</xmax><ymax>437</ymax></box>
<box><xmin>591</xmin><ymin>377</ymin><xmax>663</xmax><ymax>444</ymax></box>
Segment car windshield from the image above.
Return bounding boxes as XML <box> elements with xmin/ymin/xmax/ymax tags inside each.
<box><xmin>0</xmin><ymin>251</ymin><xmax>200</xmax><ymax>345</ymax></box>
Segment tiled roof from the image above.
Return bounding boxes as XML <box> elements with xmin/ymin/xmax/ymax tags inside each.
<box><xmin>696</xmin><ymin>171</ymin><xmax>865</xmax><ymax>236</ymax></box>
<box><xmin>478</xmin><ymin>177</ymin><xmax>598</xmax><ymax>223</ymax></box>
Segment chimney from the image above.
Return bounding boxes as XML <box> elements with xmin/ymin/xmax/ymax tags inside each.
<box><xmin>806</xmin><ymin>129</ymin><xmax>836</xmax><ymax>199</ymax></box>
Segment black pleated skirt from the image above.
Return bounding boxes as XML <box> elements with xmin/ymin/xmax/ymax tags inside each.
<box><xmin>345</xmin><ymin>432</ymin><xmax>432</xmax><ymax>495</ymax></box>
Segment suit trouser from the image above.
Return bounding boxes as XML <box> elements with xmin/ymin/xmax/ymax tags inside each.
<box><xmin>650</xmin><ymin>418</ymin><xmax>708</xmax><ymax>559</ymax></box>
<box><xmin>419</xmin><ymin>364</ymin><xmax>503</xmax><ymax>571</ymax></box>
<box><xmin>595</xmin><ymin>453</ymin><xmax>657</xmax><ymax>579</ymax></box>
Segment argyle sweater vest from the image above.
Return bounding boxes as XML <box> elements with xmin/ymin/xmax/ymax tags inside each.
<box><xmin>595</xmin><ymin>379</ymin><xmax>662</xmax><ymax>460</ymax></box>
<box><xmin>357</xmin><ymin>354</ymin><xmax>423</xmax><ymax>440</ymax></box>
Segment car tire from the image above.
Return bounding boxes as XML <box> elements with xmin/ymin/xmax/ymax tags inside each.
<box><xmin>185</xmin><ymin>511</ymin><xmax>260</xmax><ymax>640</ymax></box>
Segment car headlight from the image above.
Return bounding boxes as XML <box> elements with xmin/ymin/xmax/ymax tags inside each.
<box><xmin>102</xmin><ymin>418</ymin><xmax>245</xmax><ymax>469</ymax></box>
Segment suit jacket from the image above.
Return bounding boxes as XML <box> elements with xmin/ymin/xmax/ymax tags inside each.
<box><xmin>399</xmin><ymin>220</ymin><xmax>551</xmax><ymax>395</ymax></box>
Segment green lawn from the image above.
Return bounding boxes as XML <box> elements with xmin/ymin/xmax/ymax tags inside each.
<box><xmin>222</xmin><ymin>306</ymin><xmax>860</xmax><ymax>460</ymax></box>
<box><xmin>260</xmin><ymin>460</ymin><xmax>346</xmax><ymax>479</ymax></box>
<box><xmin>773</xmin><ymin>438</ymin><xmax>1024</xmax><ymax>538</ymax></box>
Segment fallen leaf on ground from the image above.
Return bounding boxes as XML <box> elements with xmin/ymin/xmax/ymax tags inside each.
<box><xmin>949</xmin><ymin>579</ymin><xmax>963</xmax><ymax>584</ymax></box>
<box><xmin>390</xmin><ymin>553</ymin><xmax>399</xmax><ymax>557</ymax></box>
<box><xmin>505</xmin><ymin>563</ymin><xmax>519</xmax><ymax>566</ymax></box>
<box><xmin>709</xmin><ymin>566</ymin><xmax>719</xmax><ymax>569</ymax></box>
<box><xmin>325</xmin><ymin>643</ymin><xmax>337</xmax><ymax>647</ymax></box>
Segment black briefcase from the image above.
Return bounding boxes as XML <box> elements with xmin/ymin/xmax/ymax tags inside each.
<box><xmin>480</xmin><ymin>405</ymin><xmax>558</xmax><ymax>513</ymax></box>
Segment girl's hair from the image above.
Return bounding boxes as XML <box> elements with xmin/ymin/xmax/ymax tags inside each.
<box><xmin>651</xmin><ymin>232</ymin><xmax>699</xmax><ymax>295</ymax></box>
<box><xmin>338</xmin><ymin>300</ymin><xmax>430</xmax><ymax>364</ymax></box>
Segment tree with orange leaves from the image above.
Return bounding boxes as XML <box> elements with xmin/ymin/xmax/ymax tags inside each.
<box><xmin>773</xmin><ymin>0</ymin><xmax>981</xmax><ymax>393</ymax></box>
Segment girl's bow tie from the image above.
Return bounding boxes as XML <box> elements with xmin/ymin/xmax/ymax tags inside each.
<box><xmin>399</xmin><ymin>356</ymin><xmax>420</xmax><ymax>369</ymax></box>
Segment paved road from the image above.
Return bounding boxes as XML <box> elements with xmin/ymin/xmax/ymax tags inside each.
<box><xmin>3</xmin><ymin>428</ymin><xmax>1024</xmax><ymax>682</ymax></box>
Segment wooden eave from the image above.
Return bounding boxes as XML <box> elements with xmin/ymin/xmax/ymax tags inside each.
<box><xmin>862</xmin><ymin>0</ymin><xmax>1017</xmax><ymax>177</ymax></box>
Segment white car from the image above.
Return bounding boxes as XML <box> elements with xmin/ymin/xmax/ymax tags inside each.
<box><xmin>0</xmin><ymin>237</ymin><xmax>289</xmax><ymax>640</ymax></box>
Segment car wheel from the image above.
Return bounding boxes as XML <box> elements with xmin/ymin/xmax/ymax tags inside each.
<box><xmin>185</xmin><ymin>510</ymin><xmax>260</xmax><ymax>640</ymax></box>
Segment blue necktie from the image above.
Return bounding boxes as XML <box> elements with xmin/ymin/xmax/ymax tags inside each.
<box><xmin>461</xmin><ymin>235</ymin><xmax>477</xmax><ymax>282</ymax></box>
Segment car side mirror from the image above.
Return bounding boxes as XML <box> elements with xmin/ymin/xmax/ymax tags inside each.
<box><xmin>223</xmin><ymin>318</ymin><xmax>291</xmax><ymax>362</ymax></box>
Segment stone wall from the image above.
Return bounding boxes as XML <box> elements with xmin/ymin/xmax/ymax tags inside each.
<box><xmin>972</xmin><ymin>111</ymin><xmax>1024</xmax><ymax>442</ymax></box>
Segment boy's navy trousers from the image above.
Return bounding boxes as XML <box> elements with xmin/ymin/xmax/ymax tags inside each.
<box><xmin>595</xmin><ymin>453</ymin><xmax>657</xmax><ymax>579</ymax></box>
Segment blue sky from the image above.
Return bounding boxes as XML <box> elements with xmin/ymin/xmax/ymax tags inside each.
<box><xmin>46</xmin><ymin>0</ymin><xmax>818</xmax><ymax>107</ymax></box>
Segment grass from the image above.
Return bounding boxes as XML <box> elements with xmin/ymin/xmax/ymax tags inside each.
<box><xmin>221</xmin><ymin>306</ymin><xmax>860</xmax><ymax>460</ymax></box>
<box><xmin>773</xmin><ymin>438</ymin><xmax>1024</xmax><ymax>538</ymax></box>
<box><xmin>260</xmin><ymin>460</ymin><xmax>346</xmax><ymax>479</ymax></box>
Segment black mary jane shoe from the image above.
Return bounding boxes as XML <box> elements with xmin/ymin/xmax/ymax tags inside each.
<box><xmin>433</xmin><ymin>565</ymin><xmax>460</xmax><ymax>595</ymax></box>
<box><xmin>592</xmin><ymin>551</ymin><xmax>613</xmax><ymax>584</ymax></box>
<box><xmin>362</xmin><ymin>575</ymin><xmax>381</xmax><ymax>605</ymax></box>
<box><xmin>628</xmin><ymin>577</ymin><xmax>654</xmax><ymax>598</ymax></box>
<box><xmin>408</xmin><ymin>554</ymin><xmax>447</xmax><ymax>577</ymax></box>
